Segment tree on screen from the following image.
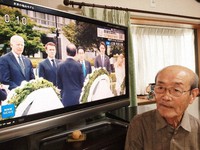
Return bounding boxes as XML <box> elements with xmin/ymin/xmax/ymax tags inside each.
<box><xmin>0</xmin><ymin>5</ymin><xmax>45</xmax><ymax>56</ymax></box>
<box><xmin>62</xmin><ymin>21</ymin><xmax>99</xmax><ymax>51</ymax></box>
<box><xmin>62</xmin><ymin>21</ymin><xmax>76</xmax><ymax>44</ymax></box>
<box><xmin>75</xmin><ymin>21</ymin><xmax>98</xmax><ymax>50</ymax></box>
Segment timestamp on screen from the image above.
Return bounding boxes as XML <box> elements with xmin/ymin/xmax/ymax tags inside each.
<box><xmin>4</xmin><ymin>14</ymin><xmax>27</xmax><ymax>25</ymax></box>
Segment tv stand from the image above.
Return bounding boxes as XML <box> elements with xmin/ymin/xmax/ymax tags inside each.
<box><xmin>39</xmin><ymin>118</ymin><xmax>128</xmax><ymax>150</ymax></box>
<box><xmin>0</xmin><ymin>106</ymin><xmax>138</xmax><ymax>150</ymax></box>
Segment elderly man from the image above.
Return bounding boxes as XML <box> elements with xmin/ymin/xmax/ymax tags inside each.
<box><xmin>0</xmin><ymin>35</ymin><xmax>35</xmax><ymax>90</ymax></box>
<box><xmin>125</xmin><ymin>65</ymin><xmax>200</xmax><ymax>150</ymax></box>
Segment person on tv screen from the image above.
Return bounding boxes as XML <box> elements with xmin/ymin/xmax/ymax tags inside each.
<box><xmin>114</xmin><ymin>53</ymin><xmax>125</xmax><ymax>95</ymax></box>
<box><xmin>77</xmin><ymin>46</ymin><xmax>92</xmax><ymax>79</ymax></box>
<box><xmin>0</xmin><ymin>35</ymin><xmax>35</xmax><ymax>90</ymax></box>
<box><xmin>0</xmin><ymin>68</ymin><xmax>7</xmax><ymax>102</ymax></box>
<box><xmin>38</xmin><ymin>42</ymin><xmax>60</xmax><ymax>86</ymax></box>
<box><xmin>125</xmin><ymin>65</ymin><xmax>200</xmax><ymax>150</ymax></box>
<box><xmin>94</xmin><ymin>41</ymin><xmax>111</xmax><ymax>73</ymax></box>
<box><xmin>57</xmin><ymin>43</ymin><xmax>84</xmax><ymax>107</ymax></box>
<box><xmin>0</xmin><ymin>85</ymin><xmax>7</xmax><ymax>102</ymax></box>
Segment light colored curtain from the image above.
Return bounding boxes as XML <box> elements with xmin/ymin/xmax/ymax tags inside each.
<box><xmin>82</xmin><ymin>7</ymin><xmax>137</xmax><ymax>106</ymax></box>
<box><xmin>132</xmin><ymin>25</ymin><xmax>196</xmax><ymax>95</ymax></box>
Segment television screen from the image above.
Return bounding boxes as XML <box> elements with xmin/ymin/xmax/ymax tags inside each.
<box><xmin>0</xmin><ymin>0</ymin><xmax>129</xmax><ymax>142</ymax></box>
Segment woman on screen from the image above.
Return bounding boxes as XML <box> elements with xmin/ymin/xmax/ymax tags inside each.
<box><xmin>114</xmin><ymin>53</ymin><xmax>125</xmax><ymax>95</ymax></box>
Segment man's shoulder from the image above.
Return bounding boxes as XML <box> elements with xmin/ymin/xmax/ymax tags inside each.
<box><xmin>139</xmin><ymin>109</ymin><xmax>156</xmax><ymax>116</ymax></box>
<box><xmin>131</xmin><ymin>109</ymin><xmax>156</xmax><ymax>123</ymax></box>
<box><xmin>105</xmin><ymin>55</ymin><xmax>109</xmax><ymax>58</ymax></box>
<box><xmin>74</xmin><ymin>60</ymin><xmax>82</xmax><ymax>66</ymax></box>
<box><xmin>55</xmin><ymin>58</ymin><xmax>61</xmax><ymax>62</ymax></box>
<box><xmin>188</xmin><ymin>113</ymin><xmax>200</xmax><ymax>126</ymax></box>
<box><xmin>129</xmin><ymin>109</ymin><xmax>157</xmax><ymax>130</ymax></box>
<box><xmin>38</xmin><ymin>59</ymin><xmax>47</xmax><ymax>68</ymax></box>
<box><xmin>68</xmin><ymin>58</ymin><xmax>79</xmax><ymax>64</ymax></box>
<box><xmin>1</xmin><ymin>52</ymin><xmax>12</xmax><ymax>58</ymax></box>
<box><xmin>39</xmin><ymin>58</ymin><xmax>48</xmax><ymax>64</ymax></box>
<box><xmin>21</xmin><ymin>55</ymin><xmax>32</xmax><ymax>63</ymax></box>
<box><xmin>57</xmin><ymin>60</ymin><xmax>67</xmax><ymax>68</ymax></box>
<box><xmin>95</xmin><ymin>55</ymin><xmax>100</xmax><ymax>59</ymax></box>
<box><xmin>0</xmin><ymin>52</ymin><xmax>13</xmax><ymax>64</ymax></box>
<box><xmin>85</xmin><ymin>60</ymin><xmax>91</xmax><ymax>64</ymax></box>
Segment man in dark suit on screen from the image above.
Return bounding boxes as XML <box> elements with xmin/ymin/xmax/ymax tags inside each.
<box><xmin>77</xmin><ymin>46</ymin><xmax>92</xmax><ymax>79</ymax></box>
<box><xmin>0</xmin><ymin>35</ymin><xmax>35</xmax><ymax>90</ymax></box>
<box><xmin>57</xmin><ymin>43</ymin><xmax>84</xmax><ymax>107</ymax></box>
<box><xmin>94</xmin><ymin>41</ymin><xmax>111</xmax><ymax>73</ymax></box>
<box><xmin>38</xmin><ymin>42</ymin><xmax>60</xmax><ymax>86</ymax></box>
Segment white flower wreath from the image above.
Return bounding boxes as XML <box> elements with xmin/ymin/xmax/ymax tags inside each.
<box><xmin>6</xmin><ymin>77</ymin><xmax>60</xmax><ymax>108</ymax></box>
<box><xmin>79</xmin><ymin>68</ymin><xmax>113</xmax><ymax>103</ymax></box>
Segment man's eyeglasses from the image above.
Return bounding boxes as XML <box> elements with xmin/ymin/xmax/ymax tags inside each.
<box><xmin>153</xmin><ymin>85</ymin><xmax>191</xmax><ymax>97</ymax></box>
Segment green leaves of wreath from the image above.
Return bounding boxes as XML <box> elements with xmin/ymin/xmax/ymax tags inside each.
<box><xmin>80</xmin><ymin>68</ymin><xmax>110</xmax><ymax>103</ymax></box>
<box><xmin>8</xmin><ymin>78</ymin><xmax>60</xmax><ymax>107</ymax></box>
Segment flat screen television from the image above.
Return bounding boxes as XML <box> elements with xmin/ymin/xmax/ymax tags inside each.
<box><xmin>0</xmin><ymin>0</ymin><xmax>129</xmax><ymax>142</ymax></box>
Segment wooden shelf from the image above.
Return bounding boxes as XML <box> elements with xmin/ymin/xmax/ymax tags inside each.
<box><xmin>137</xmin><ymin>95</ymin><xmax>156</xmax><ymax>105</ymax></box>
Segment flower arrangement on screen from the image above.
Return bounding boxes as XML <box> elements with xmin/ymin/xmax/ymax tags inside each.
<box><xmin>79</xmin><ymin>68</ymin><xmax>110</xmax><ymax>103</ymax></box>
<box><xmin>7</xmin><ymin>78</ymin><xmax>60</xmax><ymax>107</ymax></box>
<box><xmin>120</xmin><ymin>77</ymin><xmax>125</xmax><ymax>95</ymax></box>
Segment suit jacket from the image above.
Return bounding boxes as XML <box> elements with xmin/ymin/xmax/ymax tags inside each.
<box><xmin>0</xmin><ymin>52</ymin><xmax>35</xmax><ymax>90</ymax></box>
<box><xmin>94</xmin><ymin>54</ymin><xmax>111</xmax><ymax>73</ymax></box>
<box><xmin>38</xmin><ymin>58</ymin><xmax>60</xmax><ymax>85</ymax></box>
<box><xmin>79</xmin><ymin>60</ymin><xmax>92</xmax><ymax>78</ymax></box>
<box><xmin>85</xmin><ymin>60</ymin><xmax>92</xmax><ymax>77</ymax></box>
<box><xmin>0</xmin><ymin>89</ymin><xmax>7</xmax><ymax>101</ymax></box>
<box><xmin>57</xmin><ymin>58</ymin><xmax>84</xmax><ymax>107</ymax></box>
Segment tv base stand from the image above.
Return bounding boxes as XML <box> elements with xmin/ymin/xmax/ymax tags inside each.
<box><xmin>39</xmin><ymin>118</ymin><xmax>128</xmax><ymax>150</ymax></box>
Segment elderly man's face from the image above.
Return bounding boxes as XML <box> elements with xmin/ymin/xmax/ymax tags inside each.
<box><xmin>11</xmin><ymin>36</ymin><xmax>24</xmax><ymax>56</ymax></box>
<box><xmin>154</xmin><ymin>67</ymin><xmax>196</xmax><ymax>122</ymax></box>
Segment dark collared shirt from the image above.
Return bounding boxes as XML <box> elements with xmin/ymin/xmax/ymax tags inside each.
<box><xmin>125</xmin><ymin>109</ymin><xmax>200</xmax><ymax>150</ymax></box>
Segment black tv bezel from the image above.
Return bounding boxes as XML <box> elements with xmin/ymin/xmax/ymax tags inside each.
<box><xmin>0</xmin><ymin>0</ymin><xmax>130</xmax><ymax>142</ymax></box>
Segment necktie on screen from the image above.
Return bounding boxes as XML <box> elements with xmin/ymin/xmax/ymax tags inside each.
<box><xmin>51</xmin><ymin>59</ymin><xmax>56</xmax><ymax>70</ymax></box>
<box><xmin>82</xmin><ymin>61</ymin><xmax>86</xmax><ymax>77</ymax></box>
<box><xmin>101</xmin><ymin>55</ymin><xmax>104</xmax><ymax>67</ymax></box>
<box><xmin>18</xmin><ymin>56</ymin><xmax>25</xmax><ymax>75</ymax></box>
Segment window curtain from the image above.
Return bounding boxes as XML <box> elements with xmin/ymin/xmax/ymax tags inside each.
<box><xmin>132</xmin><ymin>25</ymin><xmax>196</xmax><ymax>95</ymax></box>
<box><xmin>82</xmin><ymin>7</ymin><xmax>137</xmax><ymax>106</ymax></box>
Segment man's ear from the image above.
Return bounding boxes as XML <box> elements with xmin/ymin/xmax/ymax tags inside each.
<box><xmin>189</xmin><ymin>88</ymin><xmax>199</xmax><ymax>104</ymax></box>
